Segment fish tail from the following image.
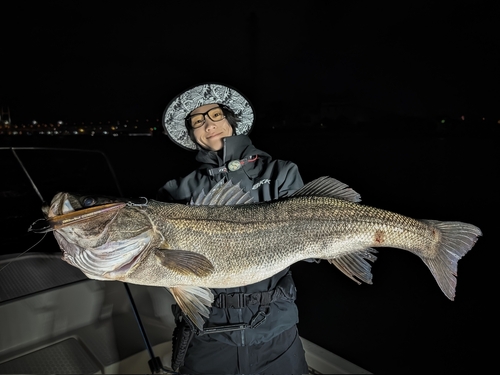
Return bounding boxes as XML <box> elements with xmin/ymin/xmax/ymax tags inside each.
<box><xmin>420</xmin><ymin>220</ymin><xmax>482</xmax><ymax>300</ymax></box>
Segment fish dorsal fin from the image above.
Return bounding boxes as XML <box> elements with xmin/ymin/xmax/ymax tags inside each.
<box><xmin>168</xmin><ymin>285</ymin><xmax>214</xmax><ymax>331</ymax></box>
<box><xmin>190</xmin><ymin>178</ymin><xmax>254</xmax><ymax>206</ymax></box>
<box><xmin>291</xmin><ymin>176</ymin><xmax>361</xmax><ymax>202</ymax></box>
<box><xmin>327</xmin><ymin>248</ymin><xmax>378</xmax><ymax>284</ymax></box>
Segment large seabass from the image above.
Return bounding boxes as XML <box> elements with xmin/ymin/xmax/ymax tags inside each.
<box><xmin>40</xmin><ymin>177</ymin><xmax>482</xmax><ymax>330</ymax></box>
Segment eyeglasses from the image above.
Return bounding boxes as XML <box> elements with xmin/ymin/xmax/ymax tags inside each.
<box><xmin>187</xmin><ymin>107</ymin><xmax>225</xmax><ymax>129</ymax></box>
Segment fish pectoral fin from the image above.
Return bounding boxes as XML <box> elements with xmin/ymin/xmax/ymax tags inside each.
<box><xmin>168</xmin><ymin>285</ymin><xmax>214</xmax><ymax>331</ymax></box>
<box><xmin>328</xmin><ymin>248</ymin><xmax>378</xmax><ymax>285</ymax></box>
<box><xmin>155</xmin><ymin>249</ymin><xmax>214</xmax><ymax>277</ymax></box>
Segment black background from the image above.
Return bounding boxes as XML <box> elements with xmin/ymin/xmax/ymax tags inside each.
<box><xmin>1</xmin><ymin>2</ymin><xmax>498</xmax><ymax>373</ymax></box>
<box><xmin>2</xmin><ymin>2</ymin><xmax>500</xmax><ymax>123</ymax></box>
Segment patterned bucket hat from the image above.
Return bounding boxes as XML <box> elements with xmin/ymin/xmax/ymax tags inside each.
<box><xmin>162</xmin><ymin>83</ymin><xmax>255</xmax><ymax>150</ymax></box>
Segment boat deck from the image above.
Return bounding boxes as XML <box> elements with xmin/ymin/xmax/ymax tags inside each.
<box><xmin>0</xmin><ymin>253</ymin><xmax>369</xmax><ymax>374</ymax></box>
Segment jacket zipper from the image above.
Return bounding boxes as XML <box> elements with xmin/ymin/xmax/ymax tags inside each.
<box><xmin>223</xmin><ymin>138</ymin><xmax>244</xmax><ymax>346</ymax></box>
<box><xmin>239</xmin><ymin>308</ymin><xmax>245</xmax><ymax>346</ymax></box>
<box><xmin>222</xmin><ymin>138</ymin><xmax>227</xmax><ymax>165</ymax></box>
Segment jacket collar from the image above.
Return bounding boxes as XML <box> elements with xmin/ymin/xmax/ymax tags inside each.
<box><xmin>195</xmin><ymin>135</ymin><xmax>269</xmax><ymax>167</ymax></box>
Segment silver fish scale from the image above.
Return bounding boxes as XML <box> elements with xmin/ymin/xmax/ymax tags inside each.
<box><xmin>51</xmin><ymin>176</ymin><xmax>481</xmax><ymax>329</ymax></box>
<box><xmin>121</xmin><ymin>196</ymin><xmax>438</xmax><ymax>288</ymax></box>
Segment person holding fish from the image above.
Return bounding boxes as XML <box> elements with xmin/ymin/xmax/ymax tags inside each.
<box><xmin>158</xmin><ymin>83</ymin><xmax>309</xmax><ymax>374</ymax></box>
<box><xmin>40</xmin><ymin>82</ymin><xmax>482</xmax><ymax>375</ymax></box>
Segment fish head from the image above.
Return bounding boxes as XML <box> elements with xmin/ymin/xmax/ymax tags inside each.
<box><xmin>46</xmin><ymin>192</ymin><xmax>129</xmax><ymax>245</ymax></box>
<box><xmin>45</xmin><ymin>192</ymin><xmax>154</xmax><ymax>280</ymax></box>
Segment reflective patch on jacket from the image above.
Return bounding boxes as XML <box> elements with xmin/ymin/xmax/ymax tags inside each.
<box><xmin>252</xmin><ymin>179</ymin><xmax>271</xmax><ymax>190</ymax></box>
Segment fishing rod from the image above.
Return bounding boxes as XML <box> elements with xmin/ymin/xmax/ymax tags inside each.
<box><xmin>124</xmin><ymin>283</ymin><xmax>176</xmax><ymax>374</ymax></box>
<box><xmin>8</xmin><ymin>146</ymin><xmax>176</xmax><ymax>374</ymax></box>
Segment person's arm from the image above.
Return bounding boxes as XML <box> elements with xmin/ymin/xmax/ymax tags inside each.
<box><xmin>277</xmin><ymin>162</ymin><xmax>304</xmax><ymax>198</ymax></box>
<box><xmin>156</xmin><ymin>178</ymin><xmax>191</xmax><ymax>204</ymax></box>
<box><xmin>156</xmin><ymin>170</ymin><xmax>207</xmax><ymax>204</ymax></box>
<box><xmin>156</xmin><ymin>179</ymin><xmax>178</xmax><ymax>202</ymax></box>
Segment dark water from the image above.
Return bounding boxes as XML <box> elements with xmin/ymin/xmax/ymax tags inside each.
<box><xmin>1</xmin><ymin>132</ymin><xmax>497</xmax><ymax>373</ymax></box>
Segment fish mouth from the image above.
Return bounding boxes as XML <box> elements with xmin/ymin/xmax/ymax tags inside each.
<box><xmin>32</xmin><ymin>193</ymin><xmax>125</xmax><ymax>234</ymax></box>
<box><xmin>42</xmin><ymin>192</ymin><xmax>150</xmax><ymax>279</ymax></box>
<box><xmin>48</xmin><ymin>202</ymin><xmax>127</xmax><ymax>229</ymax></box>
<box><xmin>45</xmin><ymin>192</ymin><xmax>126</xmax><ymax>229</ymax></box>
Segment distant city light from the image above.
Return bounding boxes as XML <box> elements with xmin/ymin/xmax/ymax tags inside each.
<box><xmin>2</xmin><ymin>110</ymin><xmax>497</xmax><ymax>137</ymax></box>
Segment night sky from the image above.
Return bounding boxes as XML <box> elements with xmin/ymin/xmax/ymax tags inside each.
<box><xmin>2</xmin><ymin>1</ymin><xmax>499</xmax><ymax>125</ymax></box>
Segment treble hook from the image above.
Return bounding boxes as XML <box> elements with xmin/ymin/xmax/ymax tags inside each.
<box><xmin>127</xmin><ymin>197</ymin><xmax>149</xmax><ymax>208</ymax></box>
<box><xmin>28</xmin><ymin>218</ymin><xmax>54</xmax><ymax>233</ymax></box>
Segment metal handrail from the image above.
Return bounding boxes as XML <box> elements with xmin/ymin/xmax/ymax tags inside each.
<box><xmin>2</xmin><ymin>146</ymin><xmax>173</xmax><ymax>374</ymax></box>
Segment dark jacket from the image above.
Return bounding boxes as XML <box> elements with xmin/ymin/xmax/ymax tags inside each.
<box><xmin>157</xmin><ymin>134</ymin><xmax>304</xmax><ymax>346</ymax></box>
<box><xmin>157</xmin><ymin>134</ymin><xmax>303</xmax><ymax>204</ymax></box>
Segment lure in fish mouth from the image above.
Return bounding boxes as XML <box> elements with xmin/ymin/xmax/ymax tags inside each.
<box><xmin>46</xmin><ymin>193</ymin><xmax>126</xmax><ymax>230</ymax></box>
<box><xmin>41</xmin><ymin>192</ymin><xmax>154</xmax><ymax>280</ymax></box>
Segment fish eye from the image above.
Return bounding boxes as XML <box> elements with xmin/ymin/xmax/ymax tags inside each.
<box><xmin>82</xmin><ymin>196</ymin><xmax>97</xmax><ymax>207</ymax></box>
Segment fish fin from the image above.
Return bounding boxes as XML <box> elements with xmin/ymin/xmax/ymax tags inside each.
<box><xmin>328</xmin><ymin>248</ymin><xmax>378</xmax><ymax>284</ymax></box>
<box><xmin>418</xmin><ymin>220</ymin><xmax>482</xmax><ymax>301</ymax></box>
<box><xmin>168</xmin><ymin>285</ymin><xmax>214</xmax><ymax>331</ymax></box>
<box><xmin>155</xmin><ymin>249</ymin><xmax>214</xmax><ymax>277</ymax></box>
<box><xmin>291</xmin><ymin>176</ymin><xmax>361</xmax><ymax>202</ymax></box>
<box><xmin>190</xmin><ymin>178</ymin><xmax>254</xmax><ymax>206</ymax></box>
